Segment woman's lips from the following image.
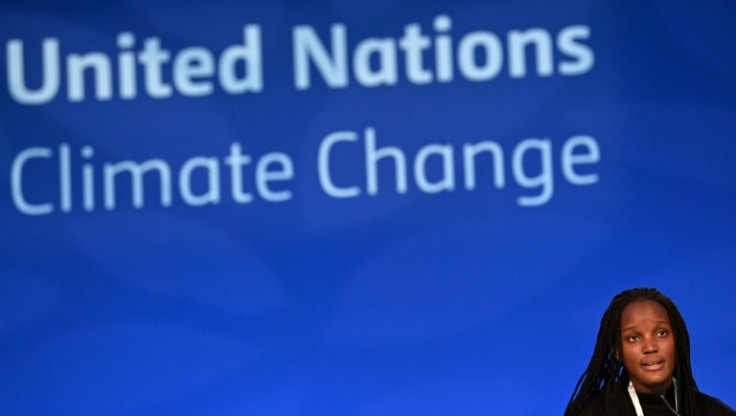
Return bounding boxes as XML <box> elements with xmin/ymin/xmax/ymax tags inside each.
<box><xmin>641</xmin><ymin>360</ymin><xmax>665</xmax><ymax>371</ymax></box>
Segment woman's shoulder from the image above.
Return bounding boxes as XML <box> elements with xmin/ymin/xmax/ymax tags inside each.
<box><xmin>695</xmin><ymin>391</ymin><xmax>736</xmax><ymax>415</ymax></box>
<box><xmin>576</xmin><ymin>388</ymin><xmax>630</xmax><ymax>416</ymax></box>
<box><xmin>577</xmin><ymin>395</ymin><xmax>604</xmax><ymax>416</ymax></box>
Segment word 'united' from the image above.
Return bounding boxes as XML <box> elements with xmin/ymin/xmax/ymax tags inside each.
<box><xmin>5</xmin><ymin>16</ymin><xmax>594</xmax><ymax>104</ymax></box>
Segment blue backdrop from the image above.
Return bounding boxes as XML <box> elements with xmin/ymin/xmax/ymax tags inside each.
<box><xmin>1</xmin><ymin>1</ymin><xmax>734</xmax><ymax>415</ymax></box>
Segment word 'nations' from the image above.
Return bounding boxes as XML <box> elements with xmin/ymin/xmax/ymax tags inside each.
<box><xmin>9</xmin><ymin>128</ymin><xmax>600</xmax><ymax>215</ymax></box>
<box><xmin>5</xmin><ymin>16</ymin><xmax>593</xmax><ymax>104</ymax></box>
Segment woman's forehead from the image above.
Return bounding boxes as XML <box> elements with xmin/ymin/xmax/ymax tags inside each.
<box><xmin>621</xmin><ymin>299</ymin><xmax>671</xmax><ymax>327</ymax></box>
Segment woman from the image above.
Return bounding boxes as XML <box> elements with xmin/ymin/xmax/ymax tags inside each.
<box><xmin>564</xmin><ymin>287</ymin><xmax>735</xmax><ymax>416</ymax></box>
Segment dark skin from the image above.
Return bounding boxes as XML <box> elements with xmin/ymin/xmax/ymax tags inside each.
<box><xmin>618</xmin><ymin>299</ymin><xmax>676</xmax><ymax>394</ymax></box>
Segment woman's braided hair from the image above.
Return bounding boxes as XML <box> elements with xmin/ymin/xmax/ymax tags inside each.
<box><xmin>564</xmin><ymin>288</ymin><xmax>698</xmax><ymax>416</ymax></box>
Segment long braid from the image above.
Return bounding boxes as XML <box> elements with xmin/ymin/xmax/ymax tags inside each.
<box><xmin>564</xmin><ymin>292</ymin><xmax>626</xmax><ymax>416</ymax></box>
<box><xmin>564</xmin><ymin>288</ymin><xmax>700</xmax><ymax>416</ymax></box>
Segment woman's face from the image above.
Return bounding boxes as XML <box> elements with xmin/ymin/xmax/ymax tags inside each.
<box><xmin>619</xmin><ymin>299</ymin><xmax>676</xmax><ymax>393</ymax></box>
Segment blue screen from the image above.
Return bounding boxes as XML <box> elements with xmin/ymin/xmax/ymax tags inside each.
<box><xmin>1</xmin><ymin>1</ymin><xmax>735</xmax><ymax>415</ymax></box>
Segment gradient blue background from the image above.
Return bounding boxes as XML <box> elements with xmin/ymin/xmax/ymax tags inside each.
<box><xmin>1</xmin><ymin>1</ymin><xmax>734</xmax><ymax>415</ymax></box>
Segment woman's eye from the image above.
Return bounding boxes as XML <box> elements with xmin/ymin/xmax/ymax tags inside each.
<box><xmin>657</xmin><ymin>329</ymin><xmax>668</xmax><ymax>336</ymax></box>
<box><xmin>626</xmin><ymin>335</ymin><xmax>639</xmax><ymax>342</ymax></box>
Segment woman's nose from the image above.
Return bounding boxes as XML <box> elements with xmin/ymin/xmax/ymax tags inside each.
<box><xmin>643</xmin><ymin>337</ymin><xmax>659</xmax><ymax>354</ymax></box>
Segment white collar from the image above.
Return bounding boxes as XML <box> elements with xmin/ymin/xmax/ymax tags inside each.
<box><xmin>627</xmin><ymin>378</ymin><xmax>678</xmax><ymax>416</ymax></box>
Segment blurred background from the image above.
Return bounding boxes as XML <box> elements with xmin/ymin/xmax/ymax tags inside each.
<box><xmin>1</xmin><ymin>0</ymin><xmax>734</xmax><ymax>415</ymax></box>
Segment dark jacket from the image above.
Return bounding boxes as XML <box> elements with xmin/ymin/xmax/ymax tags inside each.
<box><xmin>578</xmin><ymin>383</ymin><xmax>735</xmax><ymax>416</ymax></box>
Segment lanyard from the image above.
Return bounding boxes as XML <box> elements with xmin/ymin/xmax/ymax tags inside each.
<box><xmin>627</xmin><ymin>379</ymin><xmax>679</xmax><ymax>416</ymax></box>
